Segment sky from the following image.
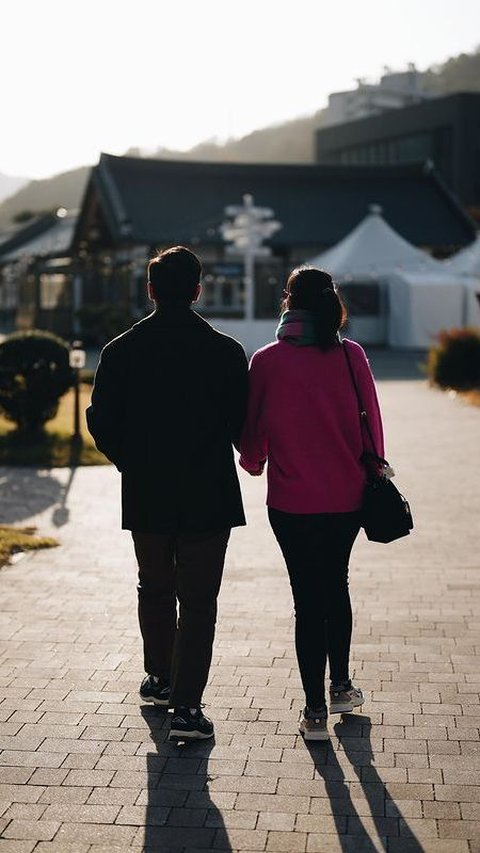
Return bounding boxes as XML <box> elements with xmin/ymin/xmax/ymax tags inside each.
<box><xmin>2</xmin><ymin>0</ymin><xmax>479</xmax><ymax>180</ymax></box>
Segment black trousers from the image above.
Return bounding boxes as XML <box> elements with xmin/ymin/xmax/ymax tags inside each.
<box><xmin>132</xmin><ymin>529</ymin><xmax>230</xmax><ymax>708</ymax></box>
<box><xmin>268</xmin><ymin>508</ymin><xmax>361</xmax><ymax>709</ymax></box>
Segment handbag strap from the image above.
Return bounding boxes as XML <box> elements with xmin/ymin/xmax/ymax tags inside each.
<box><xmin>342</xmin><ymin>340</ymin><xmax>384</xmax><ymax>463</ymax></box>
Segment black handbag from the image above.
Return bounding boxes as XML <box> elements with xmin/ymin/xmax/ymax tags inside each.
<box><xmin>343</xmin><ymin>342</ymin><xmax>413</xmax><ymax>543</ymax></box>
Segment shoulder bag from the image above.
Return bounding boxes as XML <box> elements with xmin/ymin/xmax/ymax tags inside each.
<box><xmin>342</xmin><ymin>341</ymin><xmax>414</xmax><ymax>543</ymax></box>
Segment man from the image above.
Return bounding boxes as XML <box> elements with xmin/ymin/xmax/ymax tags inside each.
<box><xmin>87</xmin><ymin>246</ymin><xmax>248</xmax><ymax>740</ymax></box>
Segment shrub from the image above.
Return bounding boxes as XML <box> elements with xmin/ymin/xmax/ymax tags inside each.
<box><xmin>76</xmin><ymin>304</ymin><xmax>134</xmax><ymax>346</ymax></box>
<box><xmin>0</xmin><ymin>330</ymin><xmax>74</xmax><ymax>432</ymax></box>
<box><xmin>426</xmin><ymin>327</ymin><xmax>480</xmax><ymax>391</ymax></box>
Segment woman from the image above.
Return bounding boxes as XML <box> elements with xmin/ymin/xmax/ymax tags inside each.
<box><xmin>239</xmin><ymin>267</ymin><xmax>385</xmax><ymax>741</ymax></box>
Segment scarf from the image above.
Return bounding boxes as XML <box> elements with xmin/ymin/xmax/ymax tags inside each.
<box><xmin>275</xmin><ymin>309</ymin><xmax>321</xmax><ymax>346</ymax></box>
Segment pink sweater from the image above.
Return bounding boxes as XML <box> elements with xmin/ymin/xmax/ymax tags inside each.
<box><xmin>239</xmin><ymin>339</ymin><xmax>385</xmax><ymax>514</ymax></box>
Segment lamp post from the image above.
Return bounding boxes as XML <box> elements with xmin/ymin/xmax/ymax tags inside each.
<box><xmin>69</xmin><ymin>340</ymin><xmax>86</xmax><ymax>445</ymax></box>
<box><xmin>220</xmin><ymin>194</ymin><xmax>281</xmax><ymax>321</ymax></box>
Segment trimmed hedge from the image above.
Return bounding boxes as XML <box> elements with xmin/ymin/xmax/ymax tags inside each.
<box><xmin>426</xmin><ymin>327</ymin><xmax>480</xmax><ymax>391</ymax></box>
<box><xmin>0</xmin><ymin>330</ymin><xmax>74</xmax><ymax>432</ymax></box>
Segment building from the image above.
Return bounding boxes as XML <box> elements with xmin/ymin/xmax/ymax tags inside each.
<box><xmin>0</xmin><ymin>210</ymin><xmax>77</xmax><ymax>337</ymax></box>
<box><xmin>323</xmin><ymin>65</ymin><xmax>433</xmax><ymax>127</ymax></box>
<box><xmin>0</xmin><ymin>153</ymin><xmax>475</xmax><ymax>350</ymax></box>
<box><xmin>316</xmin><ymin>92</ymin><xmax>480</xmax><ymax>223</ymax></box>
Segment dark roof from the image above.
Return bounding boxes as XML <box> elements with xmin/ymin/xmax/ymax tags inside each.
<box><xmin>0</xmin><ymin>211</ymin><xmax>77</xmax><ymax>262</ymax></box>
<box><xmin>76</xmin><ymin>153</ymin><xmax>476</xmax><ymax>252</ymax></box>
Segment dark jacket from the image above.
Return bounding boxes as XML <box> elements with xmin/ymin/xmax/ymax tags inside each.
<box><xmin>86</xmin><ymin>308</ymin><xmax>249</xmax><ymax>534</ymax></box>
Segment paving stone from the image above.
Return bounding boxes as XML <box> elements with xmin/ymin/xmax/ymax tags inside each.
<box><xmin>1</xmin><ymin>372</ymin><xmax>479</xmax><ymax>850</ymax></box>
<box><xmin>1</xmin><ymin>819</ymin><xmax>60</xmax><ymax>840</ymax></box>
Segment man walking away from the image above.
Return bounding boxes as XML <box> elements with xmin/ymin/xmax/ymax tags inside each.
<box><xmin>87</xmin><ymin>246</ymin><xmax>248</xmax><ymax>740</ymax></box>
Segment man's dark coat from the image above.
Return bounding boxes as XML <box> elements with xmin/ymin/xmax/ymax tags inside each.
<box><xmin>86</xmin><ymin>308</ymin><xmax>249</xmax><ymax>534</ymax></box>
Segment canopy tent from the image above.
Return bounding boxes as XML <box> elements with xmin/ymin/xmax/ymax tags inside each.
<box><xmin>443</xmin><ymin>234</ymin><xmax>480</xmax><ymax>276</ymax></box>
<box><xmin>307</xmin><ymin>205</ymin><xmax>440</xmax><ymax>279</ymax></box>
<box><xmin>388</xmin><ymin>271</ymin><xmax>469</xmax><ymax>348</ymax></box>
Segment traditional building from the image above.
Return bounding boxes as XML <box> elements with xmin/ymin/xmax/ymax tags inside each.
<box><xmin>0</xmin><ymin>152</ymin><xmax>475</xmax><ymax>350</ymax></box>
<box><xmin>0</xmin><ymin>210</ymin><xmax>77</xmax><ymax>337</ymax></box>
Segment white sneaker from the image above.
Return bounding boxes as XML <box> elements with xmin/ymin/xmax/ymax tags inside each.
<box><xmin>329</xmin><ymin>681</ymin><xmax>364</xmax><ymax>714</ymax></box>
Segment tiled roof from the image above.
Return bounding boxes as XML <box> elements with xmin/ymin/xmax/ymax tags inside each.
<box><xmin>0</xmin><ymin>211</ymin><xmax>77</xmax><ymax>262</ymax></box>
<box><xmin>82</xmin><ymin>154</ymin><xmax>476</xmax><ymax>251</ymax></box>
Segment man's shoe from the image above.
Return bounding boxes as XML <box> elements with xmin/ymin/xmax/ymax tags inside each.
<box><xmin>329</xmin><ymin>680</ymin><xmax>364</xmax><ymax>714</ymax></box>
<box><xmin>139</xmin><ymin>675</ymin><xmax>170</xmax><ymax>706</ymax></box>
<box><xmin>169</xmin><ymin>707</ymin><xmax>214</xmax><ymax>740</ymax></box>
<box><xmin>299</xmin><ymin>706</ymin><xmax>329</xmax><ymax>741</ymax></box>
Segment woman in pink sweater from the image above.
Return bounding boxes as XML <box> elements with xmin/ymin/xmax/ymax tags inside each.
<box><xmin>239</xmin><ymin>267</ymin><xmax>385</xmax><ymax>741</ymax></box>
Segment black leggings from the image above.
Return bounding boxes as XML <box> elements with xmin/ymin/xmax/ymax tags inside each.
<box><xmin>268</xmin><ymin>507</ymin><xmax>361</xmax><ymax>709</ymax></box>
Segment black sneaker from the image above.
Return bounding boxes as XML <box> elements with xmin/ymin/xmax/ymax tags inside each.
<box><xmin>139</xmin><ymin>675</ymin><xmax>170</xmax><ymax>706</ymax></box>
<box><xmin>169</xmin><ymin>707</ymin><xmax>214</xmax><ymax>740</ymax></box>
<box><xmin>299</xmin><ymin>706</ymin><xmax>329</xmax><ymax>741</ymax></box>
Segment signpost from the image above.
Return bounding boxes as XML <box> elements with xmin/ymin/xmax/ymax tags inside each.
<box><xmin>69</xmin><ymin>341</ymin><xmax>86</xmax><ymax>446</ymax></box>
<box><xmin>220</xmin><ymin>194</ymin><xmax>281</xmax><ymax>321</ymax></box>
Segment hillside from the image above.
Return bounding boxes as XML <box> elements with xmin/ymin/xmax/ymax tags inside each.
<box><xmin>0</xmin><ymin>172</ymin><xmax>30</xmax><ymax>205</ymax></box>
<box><xmin>425</xmin><ymin>46</ymin><xmax>480</xmax><ymax>93</ymax></box>
<box><xmin>153</xmin><ymin>110</ymin><xmax>326</xmax><ymax>164</ymax></box>
<box><xmin>0</xmin><ymin>46</ymin><xmax>479</xmax><ymax>228</ymax></box>
<box><xmin>0</xmin><ymin>166</ymin><xmax>90</xmax><ymax>229</ymax></box>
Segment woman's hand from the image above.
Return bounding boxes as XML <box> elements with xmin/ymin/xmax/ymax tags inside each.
<box><xmin>249</xmin><ymin>461</ymin><xmax>265</xmax><ymax>477</ymax></box>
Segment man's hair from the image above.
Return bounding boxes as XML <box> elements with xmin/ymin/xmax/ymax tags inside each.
<box><xmin>148</xmin><ymin>246</ymin><xmax>202</xmax><ymax>305</ymax></box>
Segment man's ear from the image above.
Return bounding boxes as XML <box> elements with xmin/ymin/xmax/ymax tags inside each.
<box><xmin>192</xmin><ymin>282</ymin><xmax>202</xmax><ymax>303</ymax></box>
<box><xmin>147</xmin><ymin>282</ymin><xmax>155</xmax><ymax>302</ymax></box>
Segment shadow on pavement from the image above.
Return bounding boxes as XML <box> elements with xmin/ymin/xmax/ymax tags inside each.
<box><xmin>364</xmin><ymin>348</ymin><xmax>427</xmax><ymax>381</ymax></box>
<box><xmin>0</xmin><ymin>467</ymin><xmax>76</xmax><ymax>525</ymax></box>
<box><xmin>51</xmin><ymin>465</ymin><xmax>77</xmax><ymax>527</ymax></box>
<box><xmin>141</xmin><ymin>705</ymin><xmax>232</xmax><ymax>852</ymax></box>
<box><xmin>302</xmin><ymin>714</ymin><xmax>424</xmax><ymax>852</ymax></box>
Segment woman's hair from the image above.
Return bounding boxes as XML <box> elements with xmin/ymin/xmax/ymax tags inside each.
<box><xmin>281</xmin><ymin>266</ymin><xmax>347</xmax><ymax>349</ymax></box>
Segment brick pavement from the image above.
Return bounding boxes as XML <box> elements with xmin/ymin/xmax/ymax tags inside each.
<box><xmin>0</xmin><ymin>366</ymin><xmax>479</xmax><ymax>852</ymax></box>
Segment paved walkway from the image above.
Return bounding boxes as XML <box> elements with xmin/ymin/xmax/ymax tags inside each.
<box><xmin>0</xmin><ymin>367</ymin><xmax>479</xmax><ymax>852</ymax></box>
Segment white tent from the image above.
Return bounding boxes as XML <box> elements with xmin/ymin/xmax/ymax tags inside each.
<box><xmin>388</xmin><ymin>271</ymin><xmax>467</xmax><ymax>348</ymax></box>
<box><xmin>441</xmin><ymin>235</ymin><xmax>480</xmax><ymax>328</ymax></box>
<box><xmin>443</xmin><ymin>234</ymin><xmax>480</xmax><ymax>276</ymax></box>
<box><xmin>306</xmin><ymin>206</ymin><xmax>473</xmax><ymax>347</ymax></box>
<box><xmin>307</xmin><ymin>205</ymin><xmax>440</xmax><ymax>279</ymax></box>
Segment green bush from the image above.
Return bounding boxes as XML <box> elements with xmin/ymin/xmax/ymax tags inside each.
<box><xmin>426</xmin><ymin>327</ymin><xmax>480</xmax><ymax>391</ymax></box>
<box><xmin>76</xmin><ymin>304</ymin><xmax>134</xmax><ymax>346</ymax></box>
<box><xmin>0</xmin><ymin>331</ymin><xmax>74</xmax><ymax>432</ymax></box>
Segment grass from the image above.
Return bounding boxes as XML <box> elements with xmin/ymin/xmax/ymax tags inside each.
<box><xmin>0</xmin><ymin>525</ymin><xmax>59</xmax><ymax>568</ymax></box>
<box><xmin>0</xmin><ymin>384</ymin><xmax>110</xmax><ymax>467</ymax></box>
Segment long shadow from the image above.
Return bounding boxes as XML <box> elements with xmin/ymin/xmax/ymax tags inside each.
<box><xmin>51</xmin><ymin>465</ymin><xmax>77</xmax><ymax>527</ymax></box>
<box><xmin>141</xmin><ymin>705</ymin><xmax>232</xmax><ymax>852</ymax></box>
<box><xmin>302</xmin><ymin>713</ymin><xmax>424</xmax><ymax>852</ymax></box>
<box><xmin>0</xmin><ymin>466</ymin><xmax>64</xmax><ymax>524</ymax></box>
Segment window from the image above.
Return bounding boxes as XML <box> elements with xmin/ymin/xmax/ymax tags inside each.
<box><xmin>340</xmin><ymin>282</ymin><xmax>381</xmax><ymax>315</ymax></box>
<box><xmin>198</xmin><ymin>265</ymin><xmax>244</xmax><ymax>314</ymax></box>
<box><xmin>39</xmin><ymin>273</ymin><xmax>67</xmax><ymax>310</ymax></box>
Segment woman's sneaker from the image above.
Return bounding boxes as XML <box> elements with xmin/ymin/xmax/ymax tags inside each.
<box><xmin>329</xmin><ymin>680</ymin><xmax>364</xmax><ymax>714</ymax></box>
<box><xmin>169</xmin><ymin>707</ymin><xmax>214</xmax><ymax>740</ymax></box>
<box><xmin>299</xmin><ymin>706</ymin><xmax>330</xmax><ymax>741</ymax></box>
<box><xmin>139</xmin><ymin>675</ymin><xmax>170</xmax><ymax>706</ymax></box>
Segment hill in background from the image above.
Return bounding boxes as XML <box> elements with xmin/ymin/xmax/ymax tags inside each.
<box><xmin>0</xmin><ymin>172</ymin><xmax>29</xmax><ymax>205</ymax></box>
<box><xmin>0</xmin><ymin>167</ymin><xmax>90</xmax><ymax>230</ymax></box>
<box><xmin>0</xmin><ymin>47</ymin><xmax>478</xmax><ymax>229</ymax></box>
